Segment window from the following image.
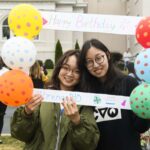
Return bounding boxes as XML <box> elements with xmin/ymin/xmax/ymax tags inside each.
<box><xmin>2</xmin><ymin>17</ymin><xmax>39</xmax><ymax>40</ymax></box>
<box><xmin>34</xmin><ymin>35</ymin><xmax>39</xmax><ymax>40</ymax></box>
<box><xmin>2</xmin><ymin>18</ymin><xmax>10</xmax><ymax>40</ymax></box>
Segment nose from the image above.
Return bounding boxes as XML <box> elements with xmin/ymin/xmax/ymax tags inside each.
<box><xmin>93</xmin><ymin>60</ymin><xmax>99</xmax><ymax>67</ymax></box>
<box><xmin>66</xmin><ymin>70</ymin><xmax>73</xmax><ymax>75</ymax></box>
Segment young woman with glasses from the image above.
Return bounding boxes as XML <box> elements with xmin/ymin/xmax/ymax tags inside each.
<box><xmin>79</xmin><ymin>39</ymin><xmax>150</xmax><ymax>150</ymax></box>
<box><xmin>11</xmin><ymin>50</ymin><xmax>99</xmax><ymax>150</ymax></box>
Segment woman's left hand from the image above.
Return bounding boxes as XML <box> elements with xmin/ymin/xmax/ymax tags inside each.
<box><xmin>62</xmin><ymin>96</ymin><xmax>80</xmax><ymax>125</ymax></box>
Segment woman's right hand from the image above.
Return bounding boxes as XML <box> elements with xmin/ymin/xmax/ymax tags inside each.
<box><xmin>24</xmin><ymin>94</ymin><xmax>43</xmax><ymax>115</ymax></box>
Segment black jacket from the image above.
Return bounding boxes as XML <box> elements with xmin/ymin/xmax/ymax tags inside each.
<box><xmin>94</xmin><ymin>75</ymin><xmax>150</xmax><ymax>150</ymax></box>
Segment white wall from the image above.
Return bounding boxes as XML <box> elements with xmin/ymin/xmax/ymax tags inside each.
<box><xmin>1</xmin><ymin>0</ymin><xmax>149</xmax><ymax>62</ymax></box>
<box><xmin>84</xmin><ymin>0</ymin><xmax>127</xmax><ymax>53</ymax></box>
<box><xmin>0</xmin><ymin>0</ymin><xmax>87</xmax><ymax>62</ymax></box>
<box><xmin>126</xmin><ymin>0</ymin><xmax>150</xmax><ymax>55</ymax></box>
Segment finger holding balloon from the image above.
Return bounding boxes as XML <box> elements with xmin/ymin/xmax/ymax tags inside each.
<box><xmin>25</xmin><ymin>94</ymin><xmax>43</xmax><ymax>115</ymax></box>
<box><xmin>62</xmin><ymin>96</ymin><xmax>80</xmax><ymax>125</ymax></box>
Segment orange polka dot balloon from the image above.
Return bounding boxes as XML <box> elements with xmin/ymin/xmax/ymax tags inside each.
<box><xmin>0</xmin><ymin>70</ymin><xmax>33</xmax><ymax>107</ymax></box>
<box><xmin>8</xmin><ymin>4</ymin><xmax>43</xmax><ymax>40</ymax></box>
<box><xmin>136</xmin><ymin>16</ymin><xmax>150</xmax><ymax>48</ymax></box>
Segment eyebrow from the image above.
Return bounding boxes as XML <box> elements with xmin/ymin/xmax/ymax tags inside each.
<box><xmin>62</xmin><ymin>63</ymin><xmax>79</xmax><ymax>69</ymax></box>
<box><xmin>62</xmin><ymin>63</ymin><xmax>69</xmax><ymax>66</ymax></box>
<box><xmin>86</xmin><ymin>54</ymin><xmax>104</xmax><ymax>59</ymax></box>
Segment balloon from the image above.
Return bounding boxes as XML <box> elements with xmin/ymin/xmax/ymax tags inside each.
<box><xmin>0</xmin><ymin>67</ymin><xmax>9</xmax><ymax>76</ymax></box>
<box><xmin>0</xmin><ymin>70</ymin><xmax>33</xmax><ymax>107</ymax></box>
<box><xmin>130</xmin><ymin>83</ymin><xmax>150</xmax><ymax>119</ymax></box>
<box><xmin>134</xmin><ymin>49</ymin><xmax>150</xmax><ymax>83</ymax></box>
<box><xmin>1</xmin><ymin>36</ymin><xmax>37</xmax><ymax>72</ymax></box>
<box><xmin>136</xmin><ymin>16</ymin><xmax>150</xmax><ymax>48</ymax></box>
<box><xmin>8</xmin><ymin>4</ymin><xmax>42</xmax><ymax>39</ymax></box>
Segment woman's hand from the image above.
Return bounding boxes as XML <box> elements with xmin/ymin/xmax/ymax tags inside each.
<box><xmin>62</xmin><ymin>96</ymin><xmax>80</xmax><ymax>125</ymax></box>
<box><xmin>24</xmin><ymin>94</ymin><xmax>43</xmax><ymax>115</ymax></box>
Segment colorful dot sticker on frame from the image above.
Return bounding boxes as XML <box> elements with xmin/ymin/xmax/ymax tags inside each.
<box><xmin>8</xmin><ymin>4</ymin><xmax>43</xmax><ymax>40</ymax></box>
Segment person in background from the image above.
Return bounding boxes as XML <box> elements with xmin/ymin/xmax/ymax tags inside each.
<box><xmin>141</xmin><ymin>130</ymin><xmax>150</xmax><ymax>150</ymax></box>
<box><xmin>79</xmin><ymin>39</ymin><xmax>150</xmax><ymax>150</ymax></box>
<box><xmin>37</xmin><ymin>59</ymin><xmax>48</xmax><ymax>76</ymax></box>
<box><xmin>116</xmin><ymin>62</ymin><xmax>129</xmax><ymax>75</ymax></box>
<box><xmin>127</xmin><ymin>62</ymin><xmax>142</xmax><ymax>84</ymax></box>
<box><xmin>123</xmin><ymin>48</ymin><xmax>132</xmax><ymax>66</ymax></box>
<box><xmin>29</xmin><ymin>60</ymin><xmax>48</xmax><ymax>89</ymax></box>
<box><xmin>11</xmin><ymin>50</ymin><xmax>99</xmax><ymax>150</ymax></box>
<box><xmin>0</xmin><ymin>56</ymin><xmax>9</xmax><ymax>144</ymax></box>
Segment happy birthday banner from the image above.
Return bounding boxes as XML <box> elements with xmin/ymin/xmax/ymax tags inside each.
<box><xmin>34</xmin><ymin>89</ymin><xmax>131</xmax><ymax>110</ymax></box>
<box><xmin>41</xmin><ymin>11</ymin><xmax>142</xmax><ymax>35</ymax></box>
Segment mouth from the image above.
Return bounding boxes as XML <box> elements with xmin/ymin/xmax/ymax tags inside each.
<box><xmin>93</xmin><ymin>68</ymin><xmax>103</xmax><ymax>74</ymax></box>
<box><xmin>64</xmin><ymin>77</ymin><xmax>73</xmax><ymax>82</ymax></box>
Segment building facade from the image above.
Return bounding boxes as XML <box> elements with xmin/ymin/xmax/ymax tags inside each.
<box><xmin>85</xmin><ymin>0</ymin><xmax>150</xmax><ymax>56</ymax></box>
<box><xmin>0</xmin><ymin>0</ymin><xmax>150</xmax><ymax>62</ymax></box>
<box><xmin>0</xmin><ymin>0</ymin><xmax>87</xmax><ymax>61</ymax></box>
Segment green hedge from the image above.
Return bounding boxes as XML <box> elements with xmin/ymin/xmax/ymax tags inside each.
<box><xmin>44</xmin><ymin>59</ymin><xmax>54</xmax><ymax>69</ymax></box>
<box><xmin>55</xmin><ymin>40</ymin><xmax>63</xmax><ymax>65</ymax></box>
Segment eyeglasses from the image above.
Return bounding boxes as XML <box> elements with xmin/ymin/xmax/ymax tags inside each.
<box><xmin>61</xmin><ymin>64</ymin><xmax>80</xmax><ymax>75</ymax></box>
<box><xmin>86</xmin><ymin>55</ymin><xmax>105</xmax><ymax>69</ymax></box>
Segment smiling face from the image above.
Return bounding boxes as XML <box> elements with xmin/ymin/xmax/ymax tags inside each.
<box><xmin>58</xmin><ymin>55</ymin><xmax>80</xmax><ymax>91</ymax></box>
<box><xmin>85</xmin><ymin>46</ymin><xmax>109</xmax><ymax>80</ymax></box>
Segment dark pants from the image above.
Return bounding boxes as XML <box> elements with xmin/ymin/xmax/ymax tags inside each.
<box><xmin>0</xmin><ymin>102</ymin><xmax>7</xmax><ymax>134</ymax></box>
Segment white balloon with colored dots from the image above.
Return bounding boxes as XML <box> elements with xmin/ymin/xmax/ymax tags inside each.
<box><xmin>1</xmin><ymin>36</ymin><xmax>37</xmax><ymax>72</ymax></box>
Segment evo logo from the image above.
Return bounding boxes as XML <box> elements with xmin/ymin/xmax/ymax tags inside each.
<box><xmin>94</xmin><ymin>107</ymin><xmax>122</xmax><ymax>122</ymax></box>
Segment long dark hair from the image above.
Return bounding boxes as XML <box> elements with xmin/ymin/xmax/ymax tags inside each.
<box><xmin>49</xmin><ymin>50</ymin><xmax>81</xmax><ymax>91</ymax></box>
<box><xmin>79</xmin><ymin>39</ymin><xmax>124</xmax><ymax>93</ymax></box>
<box><xmin>0</xmin><ymin>57</ymin><xmax>6</xmax><ymax>69</ymax></box>
<box><xmin>30</xmin><ymin>61</ymin><xmax>42</xmax><ymax>79</ymax></box>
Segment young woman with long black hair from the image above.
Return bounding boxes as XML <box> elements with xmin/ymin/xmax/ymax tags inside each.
<box><xmin>79</xmin><ymin>39</ymin><xmax>150</xmax><ymax>150</ymax></box>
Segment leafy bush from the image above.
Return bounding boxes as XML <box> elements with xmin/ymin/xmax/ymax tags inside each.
<box><xmin>75</xmin><ymin>40</ymin><xmax>80</xmax><ymax>50</ymax></box>
<box><xmin>55</xmin><ymin>40</ymin><xmax>63</xmax><ymax>64</ymax></box>
<box><xmin>44</xmin><ymin>59</ymin><xmax>54</xmax><ymax>69</ymax></box>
